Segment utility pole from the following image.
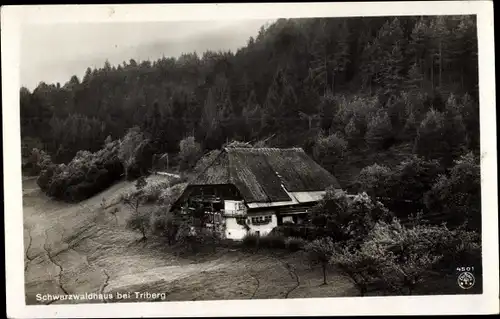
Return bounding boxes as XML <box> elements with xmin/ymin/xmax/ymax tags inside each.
<box><xmin>439</xmin><ymin>40</ymin><xmax>442</xmax><ymax>89</ymax></box>
<box><xmin>211</xmin><ymin>202</ymin><xmax>216</xmax><ymax>252</ymax></box>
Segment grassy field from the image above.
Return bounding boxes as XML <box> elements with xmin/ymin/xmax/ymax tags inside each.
<box><xmin>23</xmin><ymin>176</ymin><xmax>359</xmax><ymax>305</ymax></box>
<box><xmin>23</xmin><ymin>175</ymin><xmax>479</xmax><ymax>305</ymax></box>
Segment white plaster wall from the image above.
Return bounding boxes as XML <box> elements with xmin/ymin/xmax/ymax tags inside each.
<box><xmin>248</xmin><ymin>214</ymin><xmax>278</xmax><ymax>237</ymax></box>
<box><xmin>282</xmin><ymin>216</ymin><xmax>294</xmax><ymax>223</ymax></box>
<box><xmin>224</xmin><ymin>214</ymin><xmax>278</xmax><ymax>240</ymax></box>
<box><xmin>225</xmin><ymin>217</ymin><xmax>248</xmax><ymax>240</ymax></box>
<box><xmin>224</xmin><ymin>200</ymin><xmax>246</xmax><ymax>216</ymax></box>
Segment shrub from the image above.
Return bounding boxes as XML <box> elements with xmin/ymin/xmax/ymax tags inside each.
<box><xmin>173</xmin><ymin>225</ymin><xmax>214</xmax><ymax>253</ymax></box>
<box><xmin>365</xmin><ymin>110</ymin><xmax>393</xmax><ymax>149</ymax></box>
<box><xmin>142</xmin><ymin>183</ymin><xmax>163</xmax><ymax>203</ymax></box>
<box><xmin>152</xmin><ymin>207</ymin><xmax>200</xmax><ymax>251</ymax></box>
<box><xmin>338</xmin><ymin>95</ymin><xmax>380</xmax><ymax>146</ymax></box>
<box><xmin>259</xmin><ymin>234</ymin><xmax>286</xmax><ymax>249</ymax></box>
<box><xmin>150</xmin><ymin>208</ymin><xmax>177</xmax><ymax>245</ymax></box>
<box><xmin>21</xmin><ymin>137</ymin><xmax>44</xmax><ymax>159</ymax></box>
<box><xmin>309</xmin><ymin>189</ymin><xmax>393</xmax><ymax>246</ymax></box>
<box><xmin>121</xmin><ymin>192</ymin><xmax>142</xmax><ymax>213</ymax></box>
<box><xmin>431</xmin><ymin>225</ymin><xmax>482</xmax><ymax>272</ymax></box>
<box><xmin>285</xmin><ymin>237</ymin><xmax>307</xmax><ymax>252</ymax></box>
<box><xmin>118</xmin><ymin>127</ymin><xmax>153</xmax><ymax>179</ymax></box>
<box><xmin>24</xmin><ymin>148</ymin><xmax>52</xmax><ymax>176</ymax></box>
<box><xmin>37</xmin><ymin>163</ymin><xmax>56</xmax><ymax>191</ymax></box>
<box><xmin>403</xmin><ymin>112</ymin><xmax>418</xmax><ymax>140</ymax></box>
<box><xmin>414</xmin><ymin>104</ymin><xmax>467</xmax><ymax>166</ymax></box>
<box><xmin>305</xmin><ymin>237</ymin><xmax>336</xmax><ymax>285</ymax></box>
<box><xmin>441</xmin><ymin>95</ymin><xmax>468</xmax><ymax>166</ymax></box>
<box><xmin>104</xmin><ymin>135</ymin><xmax>113</xmax><ymax>145</ymax></box>
<box><xmin>352</xmin><ymin>163</ymin><xmax>392</xmax><ymax>198</ymax></box>
<box><xmin>387</xmin><ymin>155</ymin><xmax>443</xmax><ymax>205</ymax></box>
<box><xmin>424</xmin><ymin>152</ymin><xmax>481</xmax><ymax>231</ymax></box>
<box><xmin>330</xmin><ymin>243</ymin><xmax>382</xmax><ymax>296</ymax></box>
<box><xmin>123</xmin><ymin>176</ymin><xmax>187</xmax><ymax>206</ymax></box>
<box><xmin>172</xmin><ymin>221</ymin><xmax>200</xmax><ymax>252</ymax></box>
<box><xmin>344</xmin><ymin>118</ymin><xmax>361</xmax><ymax>145</ymax></box>
<box><xmin>158</xmin><ymin>182</ymin><xmax>188</xmax><ymax>206</ymax></box>
<box><xmin>309</xmin><ymin>188</ymin><xmax>351</xmax><ymax>240</ymax></box>
<box><xmin>36</xmin><ymin>140</ymin><xmax>124</xmax><ymax>202</ymax></box>
<box><xmin>179</xmin><ymin>136</ymin><xmax>202</xmax><ymax>171</ymax></box>
<box><xmin>312</xmin><ymin>132</ymin><xmax>348</xmax><ymax>168</ymax></box>
<box><xmin>336</xmin><ymin>218</ymin><xmax>482</xmax><ymax>296</ymax></box>
<box><xmin>273</xmin><ymin>224</ymin><xmax>314</xmax><ymax>240</ymax></box>
<box><xmin>461</xmin><ymin>93</ymin><xmax>479</xmax><ymax>151</ymax></box>
<box><xmin>386</xmin><ymin>95</ymin><xmax>407</xmax><ymax>134</ymax></box>
<box><xmin>241</xmin><ymin>233</ymin><xmax>259</xmax><ymax>248</ymax></box>
<box><xmin>414</xmin><ymin>109</ymin><xmax>446</xmax><ymax>159</ymax></box>
<box><xmin>362</xmin><ymin>219</ymin><xmax>446</xmax><ymax>295</ymax></box>
<box><xmin>126</xmin><ymin>211</ymin><xmax>150</xmax><ymax>240</ymax></box>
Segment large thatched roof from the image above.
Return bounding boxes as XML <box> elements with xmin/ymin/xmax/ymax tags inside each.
<box><xmin>189</xmin><ymin>147</ymin><xmax>340</xmax><ymax>204</ymax></box>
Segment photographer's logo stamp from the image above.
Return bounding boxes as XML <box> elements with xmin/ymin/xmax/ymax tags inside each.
<box><xmin>457</xmin><ymin>271</ymin><xmax>475</xmax><ymax>290</ymax></box>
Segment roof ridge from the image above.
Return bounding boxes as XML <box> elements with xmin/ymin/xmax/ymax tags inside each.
<box><xmin>259</xmin><ymin>150</ymin><xmax>289</xmax><ymax>203</ymax></box>
<box><xmin>225</xmin><ymin>147</ymin><xmax>305</xmax><ymax>152</ymax></box>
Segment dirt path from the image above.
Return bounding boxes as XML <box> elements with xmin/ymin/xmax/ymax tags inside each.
<box><xmin>23</xmin><ymin>177</ymin><xmax>355</xmax><ymax>304</ymax></box>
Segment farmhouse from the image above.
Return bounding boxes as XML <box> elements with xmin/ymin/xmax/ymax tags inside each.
<box><xmin>171</xmin><ymin>147</ymin><xmax>341</xmax><ymax>240</ymax></box>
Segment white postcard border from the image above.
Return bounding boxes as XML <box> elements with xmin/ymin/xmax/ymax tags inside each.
<box><xmin>2</xmin><ymin>2</ymin><xmax>498</xmax><ymax>317</ymax></box>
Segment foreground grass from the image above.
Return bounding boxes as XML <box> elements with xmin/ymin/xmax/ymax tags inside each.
<box><xmin>23</xmin><ymin>177</ymin><xmax>356</xmax><ymax>305</ymax></box>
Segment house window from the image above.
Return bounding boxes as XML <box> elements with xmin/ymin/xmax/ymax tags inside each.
<box><xmin>250</xmin><ymin>215</ymin><xmax>272</xmax><ymax>225</ymax></box>
<box><xmin>236</xmin><ymin>216</ymin><xmax>247</xmax><ymax>226</ymax></box>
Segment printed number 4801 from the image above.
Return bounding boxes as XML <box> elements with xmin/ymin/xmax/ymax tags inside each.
<box><xmin>457</xmin><ymin>266</ymin><xmax>474</xmax><ymax>272</ymax></box>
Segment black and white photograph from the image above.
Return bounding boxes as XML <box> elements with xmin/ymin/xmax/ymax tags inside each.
<box><xmin>2</xmin><ymin>2</ymin><xmax>498</xmax><ymax>317</ymax></box>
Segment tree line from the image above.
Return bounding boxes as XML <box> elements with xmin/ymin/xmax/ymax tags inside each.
<box><xmin>22</xmin><ymin>15</ymin><xmax>480</xmax><ymax>235</ymax></box>
<box><xmin>21</xmin><ymin>15</ymin><xmax>479</xmax><ymax>176</ymax></box>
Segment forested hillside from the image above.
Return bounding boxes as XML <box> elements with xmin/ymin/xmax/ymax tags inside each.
<box><xmin>21</xmin><ymin>15</ymin><xmax>479</xmax><ymax>191</ymax></box>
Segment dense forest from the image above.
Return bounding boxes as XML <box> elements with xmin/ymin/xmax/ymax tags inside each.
<box><xmin>21</xmin><ymin>15</ymin><xmax>480</xmax><ymax>224</ymax></box>
<box><xmin>21</xmin><ymin>16</ymin><xmax>478</xmax><ymax>160</ymax></box>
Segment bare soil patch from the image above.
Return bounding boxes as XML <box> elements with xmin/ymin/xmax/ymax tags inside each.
<box><xmin>23</xmin><ymin>176</ymin><xmax>357</xmax><ymax>305</ymax></box>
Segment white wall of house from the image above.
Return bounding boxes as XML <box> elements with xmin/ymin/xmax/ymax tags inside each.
<box><xmin>282</xmin><ymin>216</ymin><xmax>294</xmax><ymax>223</ymax></box>
<box><xmin>247</xmin><ymin>213</ymin><xmax>277</xmax><ymax>237</ymax></box>
<box><xmin>224</xmin><ymin>210</ymin><xmax>278</xmax><ymax>240</ymax></box>
<box><xmin>225</xmin><ymin>217</ymin><xmax>249</xmax><ymax>240</ymax></box>
<box><xmin>224</xmin><ymin>200</ymin><xmax>246</xmax><ymax>216</ymax></box>
<box><xmin>224</xmin><ymin>200</ymin><xmax>248</xmax><ymax>240</ymax></box>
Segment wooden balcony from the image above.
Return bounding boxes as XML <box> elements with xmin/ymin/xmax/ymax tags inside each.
<box><xmin>223</xmin><ymin>209</ymin><xmax>246</xmax><ymax>217</ymax></box>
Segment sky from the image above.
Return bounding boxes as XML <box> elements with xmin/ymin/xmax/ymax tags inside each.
<box><xmin>20</xmin><ymin>19</ymin><xmax>273</xmax><ymax>90</ymax></box>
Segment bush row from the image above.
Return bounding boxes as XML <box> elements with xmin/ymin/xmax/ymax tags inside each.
<box><xmin>126</xmin><ymin>176</ymin><xmax>188</xmax><ymax>205</ymax></box>
<box><xmin>240</xmin><ymin>233</ymin><xmax>307</xmax><ymax>252</ymax></box>
<box><xmin>351</xmin><ymin>153</ymin><xmax>481</xmax><ymax>232</ymax></box>
<box><xmin>37</xmin><ymin>141</ymin><xmax>124</xmax><ymax>202</ymax></box>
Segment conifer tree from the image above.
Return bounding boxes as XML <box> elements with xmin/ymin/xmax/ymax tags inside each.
<box><xmin>429</xmin><ymin>16</ymin><xmax>450</xmax><ymax>89</ymax></box>
<box><xmin>414</xmin><ymin>109</ymin><xmax>446</xmax><ymax>160</ymax></box>
<box><xmin>406</xmin><ymin>63</ymin><xmax>424</xmax><ymax>91</ymax></box>
<box><xmin>408</xmin><ymin>18</ymin><xmax>431</xmax><ymax>88</ymax></box>
<box><xmin>381</xmin><ymin>42</ymin><xmax>405</xmax><ymax>93</ymax></box>
<box><xmin>365</xmin><ymin>110</ymin><xmax>393</xmax><ymax>149</ymax></box>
